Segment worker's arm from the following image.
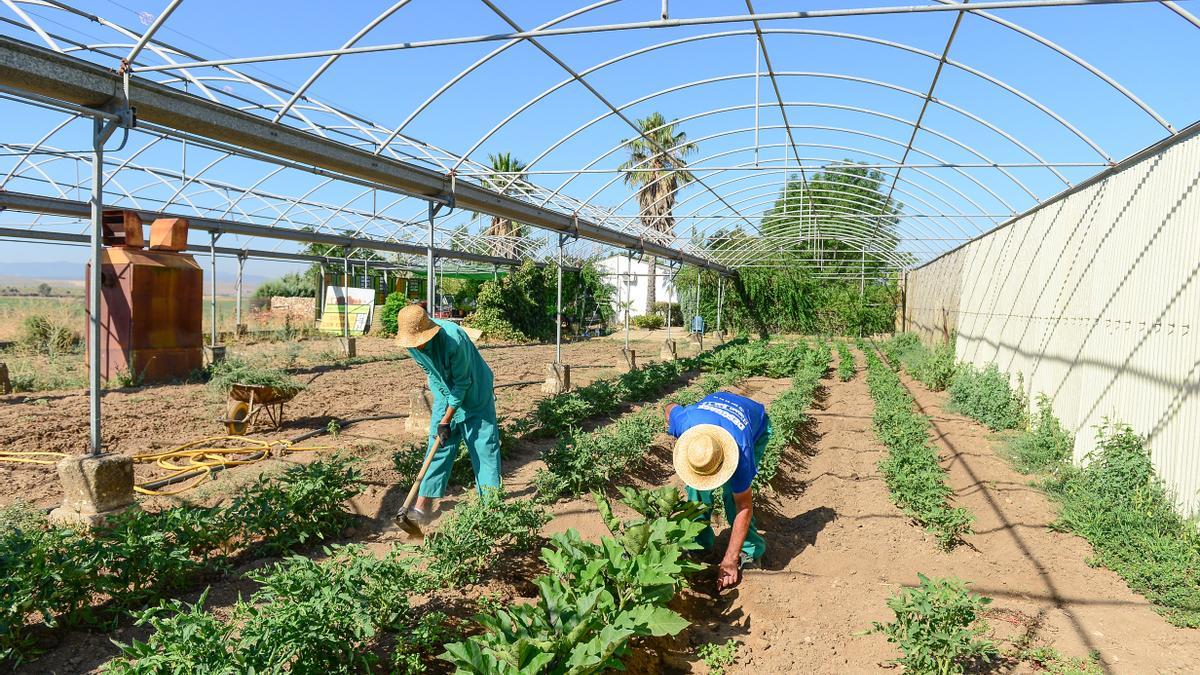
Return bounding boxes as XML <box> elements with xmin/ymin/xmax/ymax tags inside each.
<box><xmin>663</xmin><ymin>402</ymin><xmax>679</xmax><ymax>430</ymax></box>
<box><xmin>718</xmin><ymin>488</ymin><xmax>754</xmax><ymax>591</ymax></box>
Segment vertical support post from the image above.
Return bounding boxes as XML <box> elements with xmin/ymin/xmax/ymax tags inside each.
<box><xmin>665</xmin><ymin>264</ymin><xmax>673</xmax><ymax>341</ymax></box>
<box><xmin>717</xmin><ymin>275</ymin><xmax>724</xmax><ymax>334</ymax></box>
<box><xmin>342</xmin><ymin>256</ymin><xmax>351</xmax><ymax>341</ymax></box>
<box><xmin>209</xmin><ymin>231</ymin><xmax>218</xmax><ymax>347</ymax></box>
<box><xmin>87</xmin><ymin>117</ymin><xmax>107</xmax><ymax>456</ymax></box>
<box><xmin>426</xmin><ymin>202</ymin><xmax>437</xmax><ymax>313</ymax></box>
<box><xmin>860</xmin><ymin>248</ymin><xmax>866</xmax><ymax>338</ymax></box>
<box><xmin>661</xmin><ymin>0</ymin><xmax>668</xmax><ymax>20</ymax></box>
<box><xmin>235</xmin><ymin>253</ymin><xmax>245</xmax><ymax>330</ymax></box>
<box><xmin>694</xmin><ymin>270</ymin><xmax>701</xmax><ymax>327</ymax></box>
<box><xmin>555</xmin><ymin>234</ymin><xmax>564</xmax><ymax>364</ymax></box>
<box><xmin>623</xmin><ymin>252</ymin><xmax>631</xmax><ymax>350</ymax></box>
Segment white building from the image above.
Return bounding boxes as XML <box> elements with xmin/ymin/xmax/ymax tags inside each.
<box><xmin>595</xmin><ymin>254</ymin><xmax>679</xmax><ymax>321</ymax></box>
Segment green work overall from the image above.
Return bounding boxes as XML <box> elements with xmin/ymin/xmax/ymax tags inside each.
<box><xmin>407</xmin><ymin>319</ymin><xmax>501</xmax><ymax>498</ymax></box>
<box><xmin>685</xmin><ymin>421</ymin><xmax>771</xmax><ymax>562</ymax></box>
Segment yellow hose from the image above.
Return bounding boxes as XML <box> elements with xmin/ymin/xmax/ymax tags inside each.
<box><xmin>0</xmin><ymin>437</ymin><xmax>337</xmax><ymax>496</ymax></box>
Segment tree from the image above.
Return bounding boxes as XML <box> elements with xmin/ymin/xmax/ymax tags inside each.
<box><xmin>481</xmin><ymin>152</ymin><xmax>531</xmax><ymax>259</ymax></box>
<box><xmin>619</xmin><ymin>113</ymin><xmax>697</xmax><ymax>307</ymax></box>
<box><xmin>36</xmin><ymin>283</ymin><xmax>52</xmax><ymax>297</ymax></box>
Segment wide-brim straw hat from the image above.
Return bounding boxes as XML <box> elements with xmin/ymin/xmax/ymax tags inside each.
<box><xmin>673</xmin><ymin>423</ymin><xmax>739</xmax><ymax>491</ymax></box>
<box><xmin>394</xmin><ymin>304</ymin><xmax>442</xmax><ymax>348</ymax></box>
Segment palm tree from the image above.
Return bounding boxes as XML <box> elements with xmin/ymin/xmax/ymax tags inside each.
<box><xmin>619</xmin><ymin>113</ymin><xmax>697</xmax><ymax>309</ymax></box>
<box><xmin>482</xmin><ymin>152</ymin><xmax>529</xmax><ymax>259</ymax></box>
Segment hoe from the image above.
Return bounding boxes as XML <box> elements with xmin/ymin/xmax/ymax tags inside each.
<box><xmin>393</xmin><ymin>434</ymin><xmax>444</xmax><ymax>538</ymax></box>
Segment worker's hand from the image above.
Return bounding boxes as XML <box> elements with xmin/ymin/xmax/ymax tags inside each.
<box><xmin>436</xmin><ymin>421</ymin><xmax>452</xmax><ymax>445</ymax></box>
<box><xmin>716</xmin><ymin>557</ymin><xmax>742</xmax><ymax>592</ymax></box>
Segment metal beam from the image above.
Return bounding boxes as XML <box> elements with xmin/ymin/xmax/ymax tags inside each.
<box><xmin>0</xmin><ymin>36</ymin><xmax>726</xmax><ymax>272</ymax></box>
<box><xmin>0</xmin><ymin>190</ymin><xmax>578</xmax><ymax>270</ymax></box>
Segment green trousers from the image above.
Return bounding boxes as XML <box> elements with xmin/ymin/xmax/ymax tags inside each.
<box><xmin>685</xmin><ymin>432</ymin><xmax>768</xmax><ymax>562</ymax></box>
<box><xmin>418</xmin><ymin>398</ymin><xmax>501</xmax><ymax>499</ymax></box>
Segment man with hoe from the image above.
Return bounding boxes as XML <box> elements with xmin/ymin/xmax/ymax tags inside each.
<box><xmin>392</xmin><ymin>304</ymin><xmax>501</xmax><ymax>525</ymax></box>
<box><xmin>665</xmin><ymin>389</ymin><xmax>771</xmax><ymax>591</ymax></box>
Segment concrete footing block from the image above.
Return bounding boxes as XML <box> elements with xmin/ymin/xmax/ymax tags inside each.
<box><xmin>659</xmin><ymin>339</ymin><xmax>678</xmax><ymax>361</ymax></box>
<box><xmin>0</xmin><ymin>362</ymin><xmax>10</xmax><ymax>395</ymax></box>
<box><xmin>405</xmin><ymin>386</ymin><xmax>433</xmax><ymax>435</ymax></box>
<box><xmin>203</xmin><ymin>345</ymin><xmax>226</xmax><ymax>367</ymax></box>
<box><xmin>620</xmin><ymin>348</ymin><xmax>637</xmax><ymax>372</ymax></box>
<box><xmin>339</xmin><ymin>337</ymin><xmax>357</xmax><ymax>358</ymax></box>
<box><xmin>48</xmin><ymin>453</ymin><xmax>136</xmax><ymax>528</ymax></box>
<box><xmin>541</xmin><ymin>362</ymin><xmax>571</xmax><ymax>394</ymax></box>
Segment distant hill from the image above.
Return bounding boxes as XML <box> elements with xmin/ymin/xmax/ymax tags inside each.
<box><xmin>0</xmin><ymin>260</ymin><xmax>269</xmax><ymax>295</ymax></box>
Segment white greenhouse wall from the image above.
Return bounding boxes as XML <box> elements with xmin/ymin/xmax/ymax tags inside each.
<box><xmin>595</xmin><ymin>255</ymin><xmax>679</xmax><ymax>321</ymax></box>
<box><xmin>904</xmin><ymin>129</ymin><xmax>1200</xmax><ymax>515</ymax></box>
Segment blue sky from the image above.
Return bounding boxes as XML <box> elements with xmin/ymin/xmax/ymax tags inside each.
<box><xmin>1</xmin><ymin>0</ymin><xmax>1197</xmax><ymax>283</ymax></box>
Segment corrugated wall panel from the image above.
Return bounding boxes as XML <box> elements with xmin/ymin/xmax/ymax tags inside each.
<box><xmin>906</xmin><ymin>131</ymin><xmax>1200</xmax><ymax>515</ymax></box>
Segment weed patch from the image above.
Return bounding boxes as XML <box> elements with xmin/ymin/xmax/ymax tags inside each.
<box><xmin>866</xmin><ymin>574</ymin><xmax>998</xmax><ymax>674</ymax></box>
<box><xmin>947</xmin><ymin>363</ymin><xmax>1025</xmax><ymax>431</ymax></box>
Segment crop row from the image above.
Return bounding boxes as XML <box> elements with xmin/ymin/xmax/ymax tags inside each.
<box><xmin>863</xmin><ymin>346</ymin><xmax>973</xmax><ymax>549</ymax></box>
<box><xmin>101</xmin><ymin>490</ymin><xmax>550</xmax><ymax>672</ymax></box>
<box><xmin>443</xmin><ymin>486</ymin><xmax>707</xmax><ymax>672</ymax></box>
<box><xmin>756</xmin><ymin>342</ymin><xmax>830</xmax><ymax>489</ymax></box>
<box><xmin>836</xmin><ymin>342</ymin><xmax>856</xmax><ymax>382</ymax></box>
<box><xmin>1</xmin><ymin>458</ymin><xmax>362</xmax><ymax>666</ymax></box>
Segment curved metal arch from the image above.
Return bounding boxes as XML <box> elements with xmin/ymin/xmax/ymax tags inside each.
<box><xmin>666</xmin><ymin>167</ymin><xmax>964</xmax><ymax>256</ymax></box>
<box><xmin>586</xmin><ymin>122</ymin><xmax>1015</xmax><ymax>225</ymax></box>
<box><xmin>600</xmin><ymin>145</ymin><xmax>991</xmax><ymax>246</ymax></box>
<box><xmin>534</xmin><ymin>83</ymin><xmax>1056</xmax><ymax>220</ymax></box>
<box><xmin>451</xmin><ymin>26</ymin><xmax>1101</xmax><ymax>177</ymax></box>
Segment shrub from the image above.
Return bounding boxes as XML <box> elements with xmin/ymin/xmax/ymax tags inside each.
<box><xmin>1006</xmin><ymin>395</ymin><xmax>1073</xmax><ymax>475</ymax></box>
<box><xmin>867</xmin><ymin>574</ymin><xmax>997</xmax><ymax>674</ymax></box>
<box><xmin>890</xmin><ymin>334</ymin><xmax>958</xmax><ymax>392</ymax></box>
<box><xmin>631</xmin><ymin>313</ymin><xmax>664</xmax><ymax>330</ymax></box>
<box><xmin>18</xmin><ymin>314</ymin><xmax>80</xmax><ymax>355</ymax></box>
<box><xmin>1045</xmin><ymin>422</ymin><xmax>1200</xmax><ymax>627</ymax></box>
<box><xmin>650</xmin><ymin>301</ymin><xmax>683</xmax><ymax>325</ymax></box>
<box><xmin>253</xmin><ymin>271</ymin><xmax>316</xmax><ymax>298</ymax></box>
<box><xmin>379</xmin><ymin>291</ymin><xmax>407</xmax><ymax>336</ymax></box>
<box><xmin>948</xmin><ymin>363</ymin><xmax>1025</xmax><ymax>431</ymax></box>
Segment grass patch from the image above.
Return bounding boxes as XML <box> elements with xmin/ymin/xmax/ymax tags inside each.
<box><xmin>865</xmin><ymin>347</ymin><xmax>973</xmax><ymax>549</ymax></box>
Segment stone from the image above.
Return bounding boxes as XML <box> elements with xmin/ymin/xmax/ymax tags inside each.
<box><xmin>0</xmin><ymin>362</ymin><xmax>10</xmax><ymax>395</ymax></box>
<box><xmin>541</xmin><ymin>362</ymin><xmax>571</xmax><ymax>394</ymax></box>
<box><xmin>405</xmin><ymin>386</ymin><xmax>433</xmax><ymax>435</ymax></box>
<box><xmin>659</xmin><ymin>338</ymin><xmax>678</xmax><ymax>361</ymax></box>
<box><xmin>203</xmin><ymin>344</ymin><xmax>226</xmax><ymax>367</ymax></box>
<box><xmin>48</xmin><ymin>453</ymin><xmax>135</xmax><ymax>528</ymax></box>
<box><xmin>620</xmin><ymin>348</ymin><xmax>637</xmax><ymax>372</ymax></box>
<box><xmin>339</xmin><ymin>336</ymin><xmax>356</xmax><ymax>358</ymax></box>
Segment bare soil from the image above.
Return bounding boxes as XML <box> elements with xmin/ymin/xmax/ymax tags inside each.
<box><xmin>8</xmin><ymin>341</ymin><xmax>1200</xmax><ymax>674</ymax></box>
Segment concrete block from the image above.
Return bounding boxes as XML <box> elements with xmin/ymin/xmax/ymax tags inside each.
<box><xmin>620</xmin><ymin>348</ymin><xmax>637</xmax><ymax>372</ymax></box>
<box><xmin>0</xmin><ymin>362</ymin><xmax>10</xmax><ymax>395</ymax></box>
<box><xmin>405</xmin><ymin>386</ymin><xmax>433</xmax><ymax>435</ymax></box>
<box><xmin>541</xmin><ymin>362</ymin><xmax>571</xmax><ymax>394</ymax></box>
<box><xmin>339</xmin><ymin>336</ymin><xmax>356</xmax><ymax>358</ymax></box>
<box><xmin>659</xmin><ymin>339</ymin><xmax>678</xmax><ymax>361</ymax></box>
<box><xmin>203</xmin><ymin>344</ymin><xmax>226</xmax><ymax>367</ymax></box>
<box><xmin>49</xmin><ymin>453</ymin><xmax>135</xmax><ymax>528</ymax></box>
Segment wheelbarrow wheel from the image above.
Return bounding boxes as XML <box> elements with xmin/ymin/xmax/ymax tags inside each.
<box><xmin>225</xmin><ymin>399</ymin><xmax>251</xmax><ymax>436</ymax></box>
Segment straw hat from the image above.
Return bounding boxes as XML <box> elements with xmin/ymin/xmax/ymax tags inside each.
<box><xmin>673</xmin><ymin>424</ymin><xmax>739</xmax><ymax>491</ymax></box>
<box><xmin>394</xmin><ymin>304</ymin><xmax>442</xmax><ymax>348</ymax></box>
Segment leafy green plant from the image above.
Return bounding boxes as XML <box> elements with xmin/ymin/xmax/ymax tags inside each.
<box><xmin>1006</xmin><ymin>395</ymin><xmax>1073</xmax><ymax>475</ymax></box>
<box><xmin>756</xmin><ymin>345</ymin><xmax>828</xmax><ymax>489</ymax></box>
<box><xmin>697</xmin><ymin>639</ymin><xmax>739</xmax><ymax>674</ymax></box>
<box><xmin>947</xmin><ymin>363</ymin><xmax>1025</xmax><ymax>431</ymax></box>
<box><xmin>1018</xmin><ymin>646</ymin><xmax>1103</xmax><ymax>674</ymax></box>
<box><xmin>888</xmin><ymin>334</ymin><xmax>958</xmax><ymax>392</ymax></box>
<box><xmin>205</xmin><ymin>357</ymin><xmax>305</xmax><ymax>398</ymax></box>
<box><xmin>866</xmin><ymin>574</ymin><xmax>997</xmax><ymax>675</ymax></box>
<box><xmin>441</xmin><ymin>488</ymin><xmax>705</xmax><ymax>674</ymax></box>
<box><xmin>836</xmin><ymin>341</ymin><xmax>856</xmax><ymax>381</ymax></box>
<box><xmin>865</xmin><ymin>349</ymin><xmax>973</xmax><ymax>548</ymax></box>
<box><xmin>420</xmin><ymin>490</ymin><xmax>549</xmax><ymax>586</ymax></box>
<box><xmin>379</xmin><ymin>290</ymin><xmax>407</xmax><ymax>336</ymax></box>
<box><xmin>1045</xmin><ymin>422</ymin><xmax>1200</xmax><ymax>627</ymax></box>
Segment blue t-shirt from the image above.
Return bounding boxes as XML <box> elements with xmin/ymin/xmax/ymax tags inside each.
<box><xmin>668</xmin><ymin>391</ymin><xmax>768</xmax><ymax>494</ymax></box>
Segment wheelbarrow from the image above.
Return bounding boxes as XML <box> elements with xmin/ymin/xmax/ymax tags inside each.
<box><xmin>222</xmin><ymin>383</ymin><xmax>296</xmax><ymax>435</ymax></box>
